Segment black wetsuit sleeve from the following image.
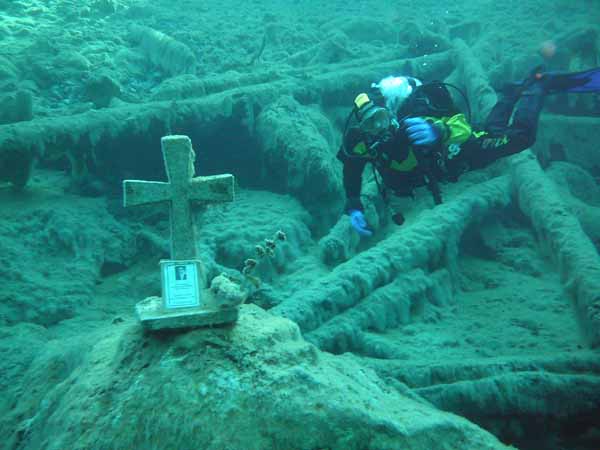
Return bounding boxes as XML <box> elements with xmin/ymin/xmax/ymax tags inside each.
<box><xmin>337</xmin><ymin>147</ymin><xmax>367</xmax><ymax>212</ymax></box>
<box><xmin>343</xmin><ymin>158</ymin><xmax>367</xmax><ymax>211</ymax></box>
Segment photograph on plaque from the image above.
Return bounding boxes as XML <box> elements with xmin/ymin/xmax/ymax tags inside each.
<box><xmin>162</xmin><ymin>262</ymin><xmax>201</xmax><ymax>309</ymax></box>
<box><xmin>175</xmin><ymin>265</ymin><xmax>188</xmax><ymax>281</ymax></box>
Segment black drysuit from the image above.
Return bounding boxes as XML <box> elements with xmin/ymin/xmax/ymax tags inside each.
<box><xmin>337</xmin><ymin>84</ymin><xmax>544</xmax><ymax>211</ymax></box>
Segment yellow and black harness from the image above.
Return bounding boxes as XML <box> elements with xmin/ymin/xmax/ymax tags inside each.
<box><xmin>340</xmin><ymin>82</ymin><xmax>474</xmax><ymax>204</ymax></box>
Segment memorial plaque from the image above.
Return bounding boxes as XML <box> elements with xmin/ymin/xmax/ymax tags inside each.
<box><xmin>161</xmin><ymin>260</ymin><xmax>201</xmax><ymax>309</ymax></box>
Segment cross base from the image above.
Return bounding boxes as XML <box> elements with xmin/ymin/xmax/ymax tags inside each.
<box><xmin>135</xmin><ymin>295</ymin><xmax>239</xmax><ymax>331</ymax></box>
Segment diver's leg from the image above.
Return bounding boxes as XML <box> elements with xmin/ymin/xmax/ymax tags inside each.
<box><xmin>485</xmin><ymin>65</ymin><xmax>549</xmax><ymax>132</ymax></box>
<box><xmin>484</xmin><ymin>88</ymin><xmax>521</xmax><ymax>133</ymax></box>
<box><xmin>510</xmin><ymin>84</ymin><xmax>546</xmax><ymax>147</ymax></box>
<box><xmin>455</xmin><ymin>88</ymin><xmax>545</xmax><ymax>172</ymax></box>
<box><xmin>454</xmin><ymin>67</ymin><xmax>600</xmax><ymax>173</ymax></box>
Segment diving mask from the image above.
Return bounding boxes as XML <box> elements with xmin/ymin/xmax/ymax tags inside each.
<box><xmin>353</xmin><ymin>93</ymin><xmax>393</xmax><ymax>138</ymax></box>
<box><xmin>359</xmin><ymin>106</ymin><xmax>391</xmax><ymax>137</ymax></box>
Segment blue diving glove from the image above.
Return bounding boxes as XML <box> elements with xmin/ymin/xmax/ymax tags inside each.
<box><xmin>404</xmin><ymin>117</ymin><xmax>440</xmax><ymax>146</ymax></box>
<box><xmin>349</xmin><ymin>209</ymin><xmax>373</xmax><ymax>237</ymax></box>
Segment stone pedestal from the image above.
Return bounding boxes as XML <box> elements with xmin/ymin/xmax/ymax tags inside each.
<box><xmin>135</xmin><ymin>291</ymin><xmax>239</xmax><ymax>331</ymax></box>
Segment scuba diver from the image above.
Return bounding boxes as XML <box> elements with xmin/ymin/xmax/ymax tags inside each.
<box><xmin>337</xmin><ymin>67</ymin><xmax>600</xmax><ymax>236</ymax></box>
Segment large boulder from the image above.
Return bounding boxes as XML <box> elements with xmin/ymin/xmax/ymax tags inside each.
<box><xmin>5</xmin><ymin>305</ymin><xmax>510</xmax><ymax>450</ymax></box>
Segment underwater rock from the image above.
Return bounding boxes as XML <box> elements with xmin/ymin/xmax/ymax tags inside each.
<box><xmin>0</xmin><ymin>142</ymin><xmax>33</xmax><ymax>188</ymax></box>
<box><xmin>27</xmin><ymin>59</ymin><xmax>57</xmax><ymax>90</ymax></box>
<box><xmin>129</xmin><ymin>25</ymin><xmax>197</xmax><ymax>76</ymax></box>
<box><xmin>90</xmin><ymin>0</ymin><xmax>118</xmax><ymax>16</ymax></box>
<box><xmin>2</xmin><ymin>305</ymin><xmax>510</xmax><ymax>450</ymax></box>
<box><xmin>54</xmin><ymin>50</ymin><xmax>92</xmax><ymax>74</ymax></box>
<box><xmin>209</xmin><ymin>274</ymin><xmax>248</xmax><ymax>307</ymax></box>
<box><xmin>83</xmin><ymin>73</ymin><xmax>122</xmax><ymax>109</ymax></box>
<box><xmin>0</xmin><ymin>90</ymin><xmax>33</xmax><ymax>125</ymax></box>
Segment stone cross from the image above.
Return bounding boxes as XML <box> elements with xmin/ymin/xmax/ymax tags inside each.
<box><xmin>123</xmin><ymin>135</ymin><xmax>238</xmax><ymax>331</ymax></box>
<box><xmin>123</xmin><ymin>135</ymin><xmax>234</xmax><ymax>260</ymax></box>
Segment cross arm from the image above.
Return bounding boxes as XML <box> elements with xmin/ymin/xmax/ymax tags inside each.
<box><xmin>188</xmin><ymin>174</ymin><xmax>235</xmax><ymax>203</ymax></box>
<box><xmin>123</xmin><ymin>180</ymin><xmax>172</xmax><ymax>207</ymax></box>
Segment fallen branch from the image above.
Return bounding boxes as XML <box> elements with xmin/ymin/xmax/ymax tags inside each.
<box><xmin>511</xmin><ymin>152</ymin><xmax>600</xmax><ymax>348</ymax></box>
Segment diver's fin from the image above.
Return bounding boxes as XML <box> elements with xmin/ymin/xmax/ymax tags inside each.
<box><xmin>533</xmin><ymin>67</ymin><xmax>600</xmax><ymax>94</ymax></box>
